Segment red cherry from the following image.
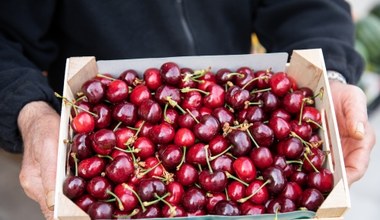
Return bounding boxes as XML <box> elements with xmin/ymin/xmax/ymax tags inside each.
<box><xmin>269</xmin><ymin>72</ymin><xmax>291</xmax><ymax>97</ymax></box>
<box><xmin>81</xmin><ymin>79</ymin><xmax>105</xmax><ymax>104</ymax></box>
<box><xmin>160</xmin><ymin>62</ymin><xmax>181</xmax><ymax>85</ymax></box>
<box><xmin>130</xmin><ymin>84</ymin><xmax>152</xmax><ymax>106</ymax></box>
<box><xmin>174</xmin><ymin>127</ymin><xmax>195</xmax><ymax>147</ymax></box>
<box><xmin>143</xmin><ymin>67</ymin><xmax>162</xmax><ymax>91</ymax></box>
<box><xmin>233</xmin><ymin>157</ymin><xmax>256</xmax><ymax>183</ymax></box>
<box><xmin>71</xmin><ymin>111</ymin><xmax>95</xmax><ymax>134</ymax></box>
<box><xmin>106</xmin><ymin>79</ymin><xmax>129</xmax><ymax>103</ymax></box>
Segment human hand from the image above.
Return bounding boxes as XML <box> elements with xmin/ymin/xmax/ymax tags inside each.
<box><xmin>18</xmin><ymin>101</ymin><xmax>60</xmax><ymax>220</ymax></box>
<box><xmin>329</xmin><ymin>80</ymin><xmax>376</xmax><ymax>186</ymax></box>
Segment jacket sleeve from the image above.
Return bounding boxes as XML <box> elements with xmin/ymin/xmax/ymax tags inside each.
<box><xmin>0</xmin><ymin>1</ymin><xmax>60</xmax><ymax>153</ymax></box>
<box><xmin>252</xmin><ymin>0</ymin><xmax>364</xmax><ymax>84</ymax></box>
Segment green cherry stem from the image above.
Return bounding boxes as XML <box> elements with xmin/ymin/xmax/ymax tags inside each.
<box><xmin>209</xmin><ymin>145</ymin><xmax>233</xmax><ymax>161</ymax></box>
<box><xmin>166</xmin><ymin>96</ymin><xmax>186</xmax><ymax>114</ymax></box>
<box><xmin>123</xmin><ymin>183</ymin><xmax>146</xmax><ymax>213</ymax></box>
<box><xmin>180</xmin><ymin>87</ymin><xmax>210</xmax><ymax>96</ymax></box>
<box><xmin>71</xmin><ymin>153</ymin><xmax>79</xmax><ymax>177</ymax></box>
<box><xmin>225</xmin><ymin>171</ymin><xmax>249</xmax><ymax>187</ymax></box>
<box><xmin>237</xmin><ymin>179</ymin><xmax>270</xmax><ymax>203</ymax></box>
<box><xmin>106</xmin><ymin>189</ymin><xmax>124</xmax><ymax>211</ymax></box>
<box><xmin>54</xmin><ymin>92</ymin><xmax>98</xmax><ymax>117</ymax></box>
<box><xmin>142</xmin><ymin>193</ymin><xmax>170</xmax><ymax>207</ymax></box>
<box><xmin>96</xmin><ymin>73</ymin><xmax>116</xmax><ymax>81</ymax></box>
<box><xmin>176</xmin><ymin>146</ymin><xmax>187</xmax><ymax>171</ymax></box>
<box><xmin>204</xmin><ymin>145</ymin><xmax>213</xmax><ymax>174</ymax></box>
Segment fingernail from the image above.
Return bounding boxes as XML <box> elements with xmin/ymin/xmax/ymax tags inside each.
<box><xmin>46</xmin><ymin>190</ymin><xmax>55</xmax><ymax>211</ymax></box>
<box><xmin>355</xmin><ymin>122</ymin><xmax>365</xmax><ymax>137</ymax></box>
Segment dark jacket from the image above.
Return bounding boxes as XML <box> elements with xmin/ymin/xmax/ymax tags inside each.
<box><xmin>0</xmin><ymin>0</ymin><xmax>363</xmax><ymax>152</ymax></box>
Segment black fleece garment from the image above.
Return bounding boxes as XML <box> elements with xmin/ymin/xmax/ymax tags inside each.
<box><xmin>0</xmin><ymin>0</ymin><xmax>363</xmax><ymax>153</ymax></box>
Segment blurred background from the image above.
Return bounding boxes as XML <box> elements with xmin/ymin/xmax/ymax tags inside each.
<box><xmin>1</xmin><ymin>0</ymin><xmax>379</xmax><ymax>219</ymax></box>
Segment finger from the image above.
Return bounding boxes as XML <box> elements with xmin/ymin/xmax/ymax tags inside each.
<box><xmin>343</xmin><ymin>86</ymin><xmax>368</xmax><ymax>140</ymax></box>
<box><xmin>345</xmin><ymin>124</ymin><xmax>376</xmax><ymax>185</ymax></box>
<box><xmin>39</xmin><ymin>137</ymin><xmax>59</xmax><ymax>211</ymax></box>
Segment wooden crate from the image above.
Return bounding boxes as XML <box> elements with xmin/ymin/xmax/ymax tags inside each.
<box><xmin>54</xmin><ymin>49</ymin><xmax>350</xmax><ymax>220</ymax></box>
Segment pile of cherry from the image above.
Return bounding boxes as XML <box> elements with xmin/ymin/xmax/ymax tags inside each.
<box><xmin>62</xmin><ymin>61</ymin><xmax>333</xmax><ymax>219</ymax></box>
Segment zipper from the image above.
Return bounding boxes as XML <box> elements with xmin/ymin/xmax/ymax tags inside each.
<box><xmin>176</xmin><ymin>0</ymin><xmax>196</xmax><ymax>55</ymax></box>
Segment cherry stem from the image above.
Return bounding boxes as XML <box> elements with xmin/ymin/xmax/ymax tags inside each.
<box><xmin>225</xmin><ymin>172</ymin><xmax>249</xmax><ymax>187</ymax></box>
<box><xmin>303</xmin><ymin>154</ymin><xmax>319</xmax><ymax>173</ymax></box>
<box><xmin>227</xmin><ymin>72</ymin><xmax>244</xmax><ymax>78</ymax></box>
<box><xmin>186</xmin><ymin>108</ymin><xmax>200</xmax><ymax>123</ymax></box>
<box><xmin>204</xmin><ymin>145</ymin><xmax>213</xmax><ymax>174</ymax></box>
<box><xmin>312</xmin><ymin>87</ymin><xmax>324</xmax><ymax>100</ymax></box>
<box><xmin>298</xmin><ymin>98</ymin><xmax>307</xmax><ymax>125</ymax></box>
<box><xmin>250</xmin><ymin>87</ymin><xmax>272</xmax><ymax>94</ymax></box>
<box><xmin>138</xmin><ymin>161</ymin><xmax>162</xmax><ymax>178</ymax></box>
<box><xmin>54</xmin><ymin>92</ymin><xmax>98</xmax><ymax>117</ymax></box>
<box><xmin>113</xmin><ymin>121</ymin><xmax>123</xmax><ymax>132</ymax></box>
<box><xmin>306</xmin><ymin>119</ymin><xmax>324</xmax><ymax>130</ymax></box>
<box><xmin>106</xmin><ymin>190</ymin><xmax>124</xmax><ymax>211</ymax></box>
<box><xmin>114</xmin><ymin>146</ymin><xmax>141</xmax><ymax>154</ymax></box>
<box><xmin>286</xmin><ymin>160</ymin><xmax>303</xmax><ymax>165</ymax></box>
<box><xmin>135</xmin><ymin>121</ymin><xmax>145</xmax><ymax>137</ymax></box>
<box><xmin>96</xmin><ymin>73</ymin><xmax>116</xmax><ymax>81</ymax></box>
<box><xmin>142</xmin><ymin>193</ymin><xmax>170</xmax><ymax>207</ymax></box>
<box><xmin>244</xmin><ymin>100</ymin><xmax>263</xmax><ymax>109</ymax></box>
<box><xmin>154</xmin><ymin>193</ymin><xmax>177</xmax><ymax>217</ymax></box>
<box><xmin>192</xmin><ymin>68</ymin><xmax>209</xmax><ymax>78</ymax></box>
<box><xmin>209</xmin><ymin>145</ymin><xmax>233</xmax><ymax>161</ymax></box>
<box><xmin>242</xmin><ymin>75</ymin><xmax>268</xmax><ymax>90</ymax></box>
<box><xmin>246</xmin><ymin>128</ymin><xmax>260</xmax><ymax>148</ymax></box>
<box><xmin>176</xmin><ymin>146</ymin><xmax>187</xmax><ymax>171</ymax></box>
<box><xmin>96</xmin><ymin>154</ymin><xmax>114</xmax><ymax>160</ymax></box>
<box><xmin>163</xmin><ymin>103</ymin><xmax>171</xmax><ymax>123</ymax></box>
<box><xmin>180</xmin><ymin>87</ymin><xmax>210</xmax><ymax>96</ymax></box>
<box><xmin>70</xmin><ymin>153</ymin><xmax>79</xmax><ymax>177</ymax></box>
<box><xmin>225</xmin><ymin>188</ymin><xmax>230</xmax><ymax>201</ymax></box>
<box><xmin>123</xmin><ymin>183</ymin><xmax>146</xmax><ymax>213</ymax></box>
<box><xmin>237</xmin><ymin>179</ymin><xmax>270</xmax><ymax>203</ymax></box>
<box><xmin>166</xmin><ymin>97</ymin><xmax>186</xmax><ymax>114</ymax></box>
<box><xmin>290</xmin><ymin>131</ymin><xmax>312</xmax><ymax>149</ymax></box>
<box><xmin>113</xmin><ymin>209</ymin><xmax>139</xmax><ymax>219</ymax></box>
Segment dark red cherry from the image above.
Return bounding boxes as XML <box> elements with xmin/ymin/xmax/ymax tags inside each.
<box><xmin>203</xmin><ymin>83</ymin><xmax>225</xmax><ymax>108</ymax></box>
<box><xmin>86</xmin><ymin>176</ymin><xmax>112</xmax><ymax>200</ymax></box>
<box><xmin>227</xmin><ymin>181</ymin><xmax>246</xmax><ymax>202</ymax></box>
<box><xmin>149</xmin><ymin>122</ymin><xmax>175</xmax><ymax>144</ymax></box>
<box><xmin>182</xmin><ymin>187</ymin><xmax>207</xmax><ymax>213</ymax></box>
<box><xmin>269</xmin><ymin>116</ymin><xmax>291</xmax><ymax>140</ymax></box>
<box><xmin>137</xmin><ymin>99</ymin><xmax>162</xmax><ymax>124</ymax></box>
<box><xmin>245</xmin><ymin>179</ymin><xmax>269</xmax><ymax>205</ymax></box>
<box><xmin>74</xmin><ymin>194</ymin><xmax>96</xmax><ymax>213</ymax></box>
<box><xmin>262</xmin><ymin>167</ymin><xmax>286</xmax><ymax>194</ymax></box>
<box><xmin>271</xmin><ymin>109</ymin><xmax>292</xmax><ymax>122</ymax></box>
<box><xmin>267</xmin><ymin>197</ymin><xmax>296</xmax><ymax>213</ymax></box>
<box><xmin>165</xmin><ymin>181</ymin><xmax>185</xmax><ymax>205</ymax></box>
<box><xmin>270</xmin><ymin>72</ymin><xmax>291</xmax><ymax>97</ymax></box>
<box><xmin>181</xmin><ymin>91</ymin><xmax>202</xmax><ymax>110</ymax></box>
<box><xmin>235</xmin><ymin>66</ymin><xmax>256</xmax><ymax>90</ymax></box>
<box><xmin>87</xmin><ymin>201</ymin><xmax>113</xmax><ymax>220</ymax></box>
<box><xmin>214</xmin><ymin>200</ymin><xmax>241</xmax><ymax>216</ymax></box>
<box><xmin>130</xmin><ymin>84</ymin><xmax>152</xmax><ymax>106</ymax></box>
<box><xmin>225</xmin><ymin>86</ymin><xmax>250</xmax><ymax>109</ymax></box>
<box><xmin>261</xmin><ymin>91</ymin><xmax>279</xmax><ymax>112</ymax></box>
<box><xmin>112</xmin><ymin>102</ymin><xmax>137</xmax><ymax>126</ymax></box>
<box><xmin>279</xmin><ymin>182</ymin><xmax>303</xmax><ymax>203</ymax></box>
<box><xmin>245</xmin><ymin>106</ymin><xmax>265</xmax><ymax>123</ymax></box>
<box><xmin>193</xmin><ymin>115</ymin><xmax>220</xmax><ymax>142</ymax></box>
<box><xmin>106</xmin><ymin>79</ymin><xmax>129</xmax><ymax>103</ymax></box>
<box><xmin>290</xmin><ymin>120</ymin><xmax>313</xmax><ymax>140</ymax></box>
<box><xmin>250</xmin><ymin>147</ymin><xmax>273</xmax><ymax>170</ymax></box>
<box><xmin>114</xmin><ymin>127</ymin><xmax>135</xmax><ymax>149</ymax></box>
<box><xmin>215</xmin><ymin>68</ymin><xmax>234</xmax><ymax>85</ymax></box>
<box><xmin>186</xmin><ymin>143</ymin><xmax>209</xmax><ymax>167</ymax></box>
<box><xmin>92</xmin><ymin>103</ymin><xmax>112</xmax><ymax>129</ymax></box>
<box><xmin>71</xmin><ymin>133</ymin><xmax>93</xmax><ymax>160</ymax></box>
<box><xmin>307</xmin><ymin>168</ymin><xmax>334</xmax><ymax>193</ymax></box>
<box><xmin>119</xmin><ymin>69</ymin><xmax>140</xmax><ymax>86</ymax></box>
<box><xmin>113</xmin><ymin>183</ymin><xmax>138</xmax><ymax>212</ymax></box>
<box><xmin>300</xmin><ymin>106</ymin><xmax>322</xmax><ymax>130</ymax></box>
<box><xmin>155</xmin><ymin>85</ymin><xmax>181</xmax><ymax>105</ymax></box>
<box><xmin>299</xmin><ymin>188</ymin><xmax>324</xmax><ymax>211</ymax></box>
<box><xmin>176</xmin><ymin>163</ymin><xmax>198</xmax><ymax>186</ymax></box>
<box><xmin>159</xmin><ymin>144</ymin><xmax>183</xmax><ymax>170</ymax></box>
<box><xmin>212</xmin><ymin>107</ymin><xmax>234</xmax><ymax>126</ymax></box>
<box><xmin>137</xmin><ymin>178</ymin><xmax>166</xmax><ymax>201</ymax></box>
<box><xmin>78</xmin><ymin>156</ymin><xmax>105</xmax><ymax>179</ymax></box>
<box><xmin>199</xmin><ymin>170</ymin><xmax>228</xmax><ymax>193</ymax></box>
<box><xmin>63</xmin><ymin>176</ymin><xmax>86</xmax><ymax>199</ymax></box>
<box><xmin>134</xmin><ymin>204</ymin><xmax>162</xmax><ymax>219</ymax></box>
<box><xmin>282</xmin><ymin>90</ymin><xmax>305</xmax><ymax>114</ymax></box>
<box><xmin>105</xmin><ymin>155</ymin><xmax>134</xmax><ymax>183</ymax></box>
<box><xmin>143</xmin><ymin>67</ymin><xmax>162</xmax><ymax>91</ymax></box>
<box><xmin>174</xmin><ymin>127</ymin><xmax>195</xmax><ymax>147</ymax></box>
<box><xmin>160</xmin><ymin>62</ymin><xmax>181</xmax><ymax>85</ymax></box>
<box><xmin>249</xmin><ymin>122</ymin><xmax>274</xmax><ymax>147</ymax></box>
<box><xmin>209</xmin><ymin>135</ymin><xmax>230</xmax><ymax>156</ymax></box>
<box><xmin>228</xmin><ymin>130</ymin><xmax>252</xmax><ymax>157</ymax></box>
<box><xmin>206</xmin><ymin>192</ymin><xmax>227</xmax><ymax>213</ymax></box>
<box><xmin>81</xmin><ymin>79</ymin><xmax>105</xmax><ymax>104</ymax></box>
<box><xmin>211</xmin><ymin>154</ymin><xmax>234</xmax><ymax>174</ymax></box>
<box><xmin>240</xmin><ymin>201</ymin><xmax>266</xmax><ymax>215</ymax></box>
<box><xmin>91</xmin><ymin>129</ymin><xmax>116</xmax><ymax>155</ymax></box>
<box><xmin>178</xmin><ymin>109</ymin><xmax>200</xmax><ymax>129</ymax></box>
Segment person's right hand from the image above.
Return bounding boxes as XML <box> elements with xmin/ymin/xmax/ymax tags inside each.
<box><xmin>18</xmin><ymin>101</ymin><xmax>60</xmax><ymax>220</ymax></box>
<box><xmin>329</xmin><ymin>80</ymin><xmax>376</xmax><ymax>185</ymax></box>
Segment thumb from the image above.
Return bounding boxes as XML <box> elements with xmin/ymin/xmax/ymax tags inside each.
<box><xmin>342</xmin><ymin>86</ymin><xmax>367</xmax><ymax>140</ymax></box>
<box><xmin>40</xmin><ymin>137</ymin><xmax>59</xmax><ymax>211</ymax></box>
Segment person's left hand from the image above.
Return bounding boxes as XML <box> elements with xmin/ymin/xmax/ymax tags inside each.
<box><xmin>18</xmin><ymin>101</ymin><xmax>60</xmax><ymax>220</ymax></box>
<box><xmin>329</xmin><ymin>80</ymin><xmax>376</xmax><ymax>186</ymax></box>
